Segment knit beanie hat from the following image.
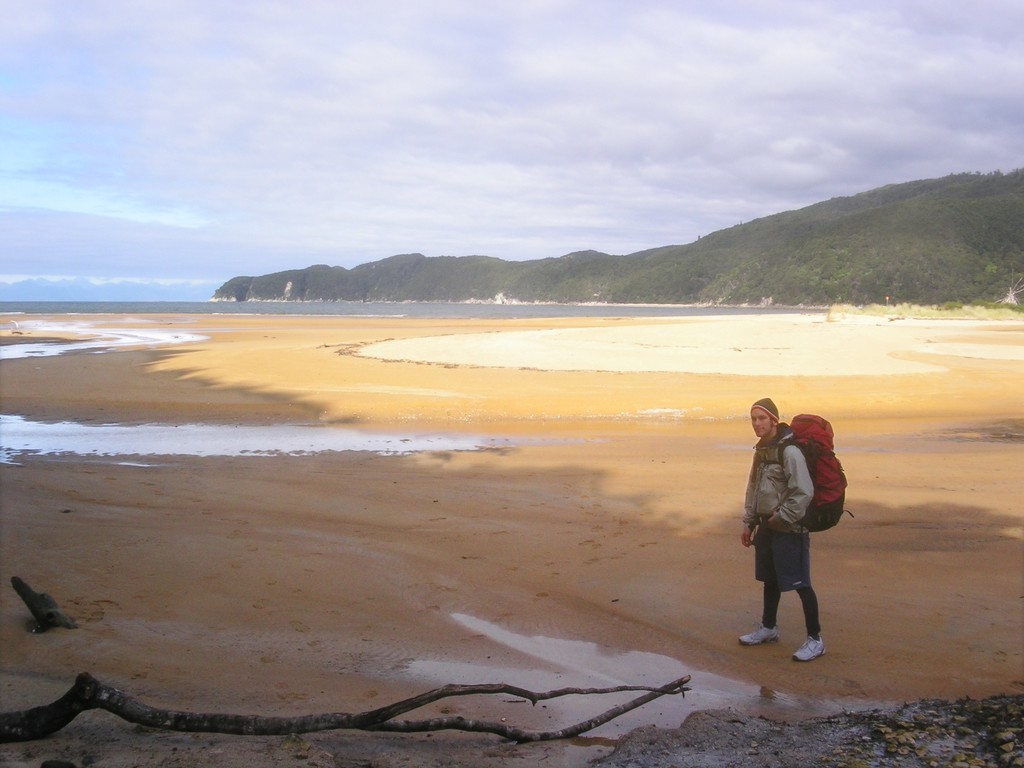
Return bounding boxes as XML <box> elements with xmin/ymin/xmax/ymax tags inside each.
<box><xmin>751</xmin><ymin>397</ymin><xmax>780</xmax><ymax>422</ymax></box>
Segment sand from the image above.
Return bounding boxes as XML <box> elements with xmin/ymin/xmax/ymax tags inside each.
<box><xmin>0</xmin><ymin>310</ymin><xmax>1021</xmax><ymax>767</ymax></box>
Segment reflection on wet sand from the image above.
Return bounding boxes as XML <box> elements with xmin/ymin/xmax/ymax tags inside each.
<box><xmin>409</xmin><ymin>614</ymin><xmax>882</xmax><ymax>737</ymax></box>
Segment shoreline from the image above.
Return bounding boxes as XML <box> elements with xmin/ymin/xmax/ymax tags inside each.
<box><xmin>1</xmin><ymin>312</ymin><xmax>1021</xmax><ymax>766</ymax></box>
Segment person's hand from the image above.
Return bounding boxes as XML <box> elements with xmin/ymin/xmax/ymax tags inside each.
<box><xmin>767</xmin><ymin>513</ymin><xmax>788</xmax><ymax>531</ymax></box>
<box><xmin>741</xmin><ymin>527</ymin><xmax>753</xmax><ymax>547</ymax></box>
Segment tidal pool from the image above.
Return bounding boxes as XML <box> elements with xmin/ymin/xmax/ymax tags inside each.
<box><xmin>0</xmin><ymin>414</ymin><xmax>537</xmax><ymax>465</ymax></box>
<box><xmin>406</xmin><ymin>613</ymin><xmax>876</xmax><ymax>738</ymax></box>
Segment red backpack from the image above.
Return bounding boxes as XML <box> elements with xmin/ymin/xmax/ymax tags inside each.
<box><xmin>758</xmin><ymin>414</ymin><xmax>851</xmax><ymax>531</ymax></box>
<box><xmin>788</xmin><ymin>414</ymin><xmax>850</xmax><ymax>531</ymax></box>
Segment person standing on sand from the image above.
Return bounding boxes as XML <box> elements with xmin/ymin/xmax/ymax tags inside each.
<box><xmin>739</xmin><ymin>397</ymin><xmax>825</xmax><ymax>662</ymax></box>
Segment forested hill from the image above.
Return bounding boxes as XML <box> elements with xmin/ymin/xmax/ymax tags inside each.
<box><xmin>213</xmin><ymin>170</ymin><xmax>1024</xmax><ymax>306</ymax></box>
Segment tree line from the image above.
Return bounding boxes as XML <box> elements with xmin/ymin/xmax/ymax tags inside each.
<box><xmin>213</xmin><ymin>170</ymin><xmax>1024</xmax><ymax>307</ymax></box>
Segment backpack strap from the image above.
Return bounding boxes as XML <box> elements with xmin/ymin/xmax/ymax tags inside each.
<box><xmin>755</xmin><ymin>444</ymin><xmax>782</xmax><ymax>465</ymax></box>
<box><xmin>755</xmin><ymin>434</ymin><xmax>795</xmax><ymax>467</ymax></box>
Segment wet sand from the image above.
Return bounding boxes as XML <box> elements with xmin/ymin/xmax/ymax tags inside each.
<box><xmin>1</xmin><ymin>311</ymin><xmax>1022</xmax><ymax>766</ymax></box>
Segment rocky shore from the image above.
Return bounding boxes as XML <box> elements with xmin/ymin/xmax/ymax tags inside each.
<box><xmin>4</xmin><ymin>694</ymin><xmax>1021</xmax><ymax>768</ymax></box>
<box><xmin>598</xmin><ymin>694</ymin><xmax>1024</xmax><ymax>768</ymax></box>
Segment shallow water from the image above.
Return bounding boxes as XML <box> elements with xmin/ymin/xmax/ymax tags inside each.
<box><xmin>0</xmin><ymin>319</ymin><xmax>206</xmax><ymax>359</ymax></box>
<box><xmin>0</xmin><ymin>414</ymin><xmax>542</xmax><ymax>465</ymax></box>
<box><xmin>408</xmin><ymin>614</ymin><xmax>877</xmax><ymax>738</ymax></box>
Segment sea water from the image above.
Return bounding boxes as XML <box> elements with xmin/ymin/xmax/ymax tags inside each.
<box><xmin>0</xmin><ymin>299</ymin><xmax>796</xmax><ymax>320</ymax></box>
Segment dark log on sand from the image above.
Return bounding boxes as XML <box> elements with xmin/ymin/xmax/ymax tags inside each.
<box><xmin>10</xmin><ymin>577</ymin><xmax>77</xmax><ymax>632</ymax></box>
<box><xmin>0</xmin><ymin>672</ymin><xmax>690</xmax><ymax>743</ymax></box>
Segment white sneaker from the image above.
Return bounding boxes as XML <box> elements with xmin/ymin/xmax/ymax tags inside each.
<box><xmin>739</xmin><ymin>624</ymin><xmax>779</xmax><ymax>646</ymax></box>
<box><xmin>792</xmin><ymin>635</ymin><xmax>825</xmax><ymax>662</ymax></box>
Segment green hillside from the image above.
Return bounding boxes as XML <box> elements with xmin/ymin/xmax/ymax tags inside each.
<box><xmin>213</xmin><ymin>170</ymin><xmax>1024</xmax><ymax>306</ymax></box>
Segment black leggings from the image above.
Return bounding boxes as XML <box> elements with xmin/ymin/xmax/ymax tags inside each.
<box><xmin>762</xmin><ymin>581</ymin><xmax>821</xmax><ymax>638</ymax></box>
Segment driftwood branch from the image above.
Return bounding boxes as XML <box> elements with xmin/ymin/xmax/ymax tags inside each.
<box><xmin>10</xmin><ymin>577</ymin><xmax>77</xmax><ymax>632</ymax></box>
<box><xmin>0</xmin><ymin>672</ymin><xmax>690</xmax><ymax>744</ymax></box>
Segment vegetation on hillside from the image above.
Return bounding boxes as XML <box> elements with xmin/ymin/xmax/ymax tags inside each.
<box><xmin>213</xmin><ymin>170</ymin><xmax>1024</xmax><ymax>306</ymax></box>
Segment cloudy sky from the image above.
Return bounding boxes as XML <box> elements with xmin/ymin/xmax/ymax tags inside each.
<box><xmin>1</xmin><ymin>1</ymin><xmax>1022</xmax><ymax>300</ymax></box>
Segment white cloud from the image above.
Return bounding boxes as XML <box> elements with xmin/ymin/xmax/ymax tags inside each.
<box><xmin>0</xmin><ymin>0</ymin><xmax>1022</xmax><ymax>297</ymax></box>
